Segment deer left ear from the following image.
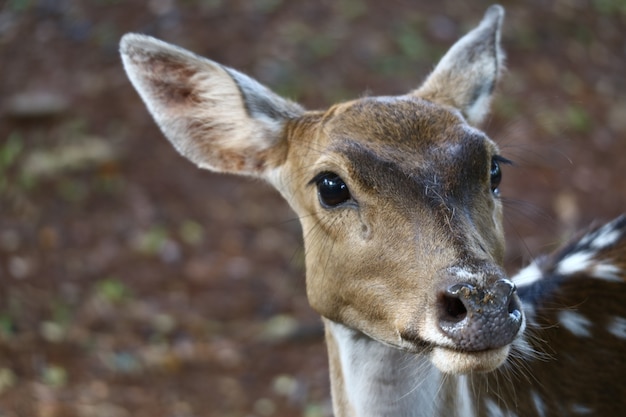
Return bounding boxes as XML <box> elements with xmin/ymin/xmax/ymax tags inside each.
<box><xmin>413</xmin><ymin>5</ymin><xmax>505</xmax><ymax>126</ymax></box>
<box><xmin>120</xmin><ymin>34</ymin><xmax>304</xmax><ymax>179</ymax></box>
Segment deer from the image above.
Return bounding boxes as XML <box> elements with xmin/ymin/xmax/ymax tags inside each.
<box><xmin>120</xmin><ymin>5</ymin><xmax>626</xmax><ymax>417</ymax></box>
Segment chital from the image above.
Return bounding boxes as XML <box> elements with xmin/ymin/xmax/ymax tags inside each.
<box><xmin>121</xmin><ymin>5</ymin><xmax>626</xmax><ymax>416</ymax></box>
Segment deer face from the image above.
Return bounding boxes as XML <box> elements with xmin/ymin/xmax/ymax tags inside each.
<box><xmin>280</xmin><ymin>95</ymin><xmax>517</xmax><ymax>373</ymax></box>
<box><xmin>120</xmin><ymin>5</ymin><xmax>522</xmax><ymax>374</ymax></box>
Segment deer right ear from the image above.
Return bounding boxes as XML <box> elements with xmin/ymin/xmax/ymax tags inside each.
<box><xmin>120</xmin><ymin>34</ymin><xmax>304</xmax><ymax>178</ymax></box>
<box><xmin>413</xmin><ymin>5</ymin><xmax>505</xmax><ymax>126</ymax></box>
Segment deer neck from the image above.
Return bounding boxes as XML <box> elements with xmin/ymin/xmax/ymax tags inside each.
<box><xmin>324</xmin><ymin>319</ymin><xmax>476</xmax><ymax>417</ymax></box>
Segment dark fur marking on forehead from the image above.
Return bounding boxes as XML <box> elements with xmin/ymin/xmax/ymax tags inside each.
<box><xmin>321</xmin><ymin>98</ymin><xmax>463</xmax><ymax>192</ymax></box>
<box><xmin>333</xmin><ymin>129</ymin><xmax>493</xmax><ymax>204</ymax></box>
<box><xmin>324</xmin><ymin>96</ymin><xmax>499</xmax><ymax>185</ymax></box>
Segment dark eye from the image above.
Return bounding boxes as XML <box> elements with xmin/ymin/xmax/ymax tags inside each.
<box><xmin>490</xmin><ymin>155</ymin><xmax>511</xmax><ymax>194</ymax></box>
<box><xmin>315</xmin><ymin>172</ymin><xmax>351</xmax><ymax>207</ymax></box>
<box><xmin>490</xmin><ymin>158</ymin><xmax>502</xmax><ymax>193</ymax></box>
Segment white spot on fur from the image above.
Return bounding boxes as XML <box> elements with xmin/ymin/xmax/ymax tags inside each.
<box><xmin>512</xmin><ymin>262</ymin><xmax>542</xmax><ymax>288</ymax></box>
<box><xmin>588</xmin><ymin>224</ymin><xmax>622</xmax><ymax>249</ymax></box>
<box><xmin>590</xmin><ymin>263</ymin><xmax>623</xmax><ymax>282</ymax></box>
<box><xmin>556</xmin><ymin>251</ymin><xmax>592</xmax><ymax>276</ymax></box>
<box><xmin>558</xmin><ymin>311</ymin><xmax>592</xmax><ymax>337</ymax></box>
<box><xmin>607</xmin><ymin>316</ymin><xmax>626</xmax><ymax>339</ymax></box>
<box><xmin>531</xmin><ymin>390</ymin><xmax>547</xmax><ymax>417</ymax></box>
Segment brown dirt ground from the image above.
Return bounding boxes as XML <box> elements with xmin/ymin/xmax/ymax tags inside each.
<box><xmin>0</xmin><ymin>1</ymin><xmax>625</xmax><ymax>416</ymax></box>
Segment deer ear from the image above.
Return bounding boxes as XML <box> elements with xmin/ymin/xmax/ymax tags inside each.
<box><xmin>413</xmin><ymin>5</ymin><xmax>505</xmax><ymax>126</ymax></box>
<box><xmin>120</xmin><ymin>34</ymin><xmax>304</xmax><ymax>178</ymax></box>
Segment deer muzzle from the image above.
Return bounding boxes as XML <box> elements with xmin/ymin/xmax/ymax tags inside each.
<box><xmin>438</xmin><ymin>278</ymin><xmax>523</xmax><ymax>351</ymax></box>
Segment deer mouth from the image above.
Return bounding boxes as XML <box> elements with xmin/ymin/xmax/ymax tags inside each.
<box><xmin>420</xmin><ymin>277</ymin><xmax>525</xmax><ymax>374</ymax></box>
<box><xmin>397</xmin><ymin>283</ymin><xmax>525</xmax><ymax>375</ymax></box>
<box><xmin>397</xmin><ymin>331</ymin><xmax>514</xmax><ymax>374</ymax></box>
<box><xmin>397</xmin><ymin>327</ymin><xmax>518</xmax><ymax>374</ymax></box>
<box><xmin>429</xmin><ymin>344</ymin><xmax>511</xmax><ymax>374</ymax></box>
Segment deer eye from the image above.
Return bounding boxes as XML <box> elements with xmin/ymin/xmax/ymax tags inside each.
<box><xmin>490</xmin><ymin>158</ymin><xmax>501</xmax><ymax>193</ymax></box>
<box><xmin>490</xmin><ymin>155</ymin><xmax>511</xmax><ymax>194</ymax></box>
<box><xmin>314</xmin><ymin>172</ymin><xmax>351</xmax><ymax>208</ymax></box>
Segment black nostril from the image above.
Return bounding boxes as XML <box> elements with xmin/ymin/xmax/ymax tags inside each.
<box><xmin>507</xmin><ymin>294</ymin><xmax>522</xmax><ymax>320</ymax></box>
<box><xmin>507</xmin><ymin>297</ymin><xmax>516</xmax><ymax>313</ymax></box>
<box><xmin>495</xmin><ymin>279</ymin><xmax>522</xmax><ymax>319</ymax></box>
<box><xmin>441</xmin><ymin>283</ymin><xmax>473</xmax><ymax>323</ymax></box>
<box><xmin>443</xmin><ymin>296</ymin><xmax>467</xmax><ymax>322</ymax></box>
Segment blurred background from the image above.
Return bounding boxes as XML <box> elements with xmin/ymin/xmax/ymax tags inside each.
<box><xmin>0</xmin><ymin>0</ymin><xmax>624</xmax><ymax>416</ymax></box>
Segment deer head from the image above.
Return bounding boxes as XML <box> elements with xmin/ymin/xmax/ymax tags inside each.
<box><xmin>120</xmin><ymin>5</ymin><xmax>523</xmax><ymax>376</ymax></box>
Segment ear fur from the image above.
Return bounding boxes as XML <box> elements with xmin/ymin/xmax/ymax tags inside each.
<box><xmin>413</xmin><ymin>5</ymin><xmax>505</xmax><ymax>125</ymax></box>
<box><xmin>120</xmin><ymin>34</ymin><xmax>304</xmax><ymax>177</ymax></box>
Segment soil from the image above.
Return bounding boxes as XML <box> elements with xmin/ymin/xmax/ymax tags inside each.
<box><xmin>0</xmin><ymin>1</ymin><xmax>624</xmax><ymax>416</ymax></box>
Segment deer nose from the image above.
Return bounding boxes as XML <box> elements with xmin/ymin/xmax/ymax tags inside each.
<box><xmin>438</xmin><ymin>279</ymin><xmax>522</xmax><ymax>351</ymax></box>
